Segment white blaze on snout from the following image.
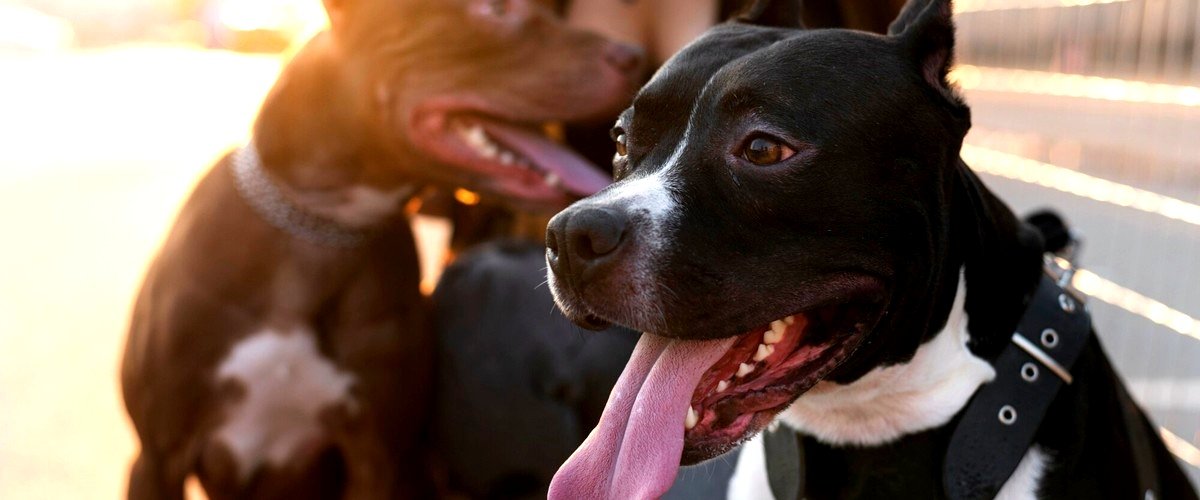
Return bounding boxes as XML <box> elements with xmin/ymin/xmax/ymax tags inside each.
<box><xmin>586</xmin><ymin>169</ymin><xmax>679</xmax><ymax>327</ymax></box>
<box><xmin>214</xmin><ymin>328</ymin><xmax>356</xmax><ymax>481</ymax></box>
<box><xmin>592</xmin><ymin>169</ymin><xmax>677</xmax><ymax>243</ymax></box>
<box><xmin>545</xmin><ymin>130</ymin><xmax>686</xmax><ymax>327</ymax></box>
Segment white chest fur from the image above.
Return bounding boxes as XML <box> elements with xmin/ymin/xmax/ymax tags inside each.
<box><xmin>778</xmin><ymin>276</ymin><xmax>994</xmax><ymax>446</ymax></box>
<box><xmin>214</xmin><ymin>328</ymin><xmax>356</xmax><ymax>481</ymax></box>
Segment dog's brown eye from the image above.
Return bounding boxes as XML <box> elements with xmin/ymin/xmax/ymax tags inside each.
<box><xmin>614</xmin><ymin>133</ymin><xmax>628</xmax><ymax>156</ymax></box>
<box><xmin>742</xmin><ymin>136</ymin><xmax>794</xmax><ymax>165</ymax></box>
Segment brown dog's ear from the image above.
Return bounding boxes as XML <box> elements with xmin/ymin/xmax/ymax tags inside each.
<box><xmin>888</xmin><ymin>0</ymin><xmax>964</xmax><ymax>111</ymax></box>
<box><xmin>733</xmin><ymin>0</ymin><xmax>804</xmax><ymax>29</ymax></box>
<box><xmin>322</xmin><ymin>0</ymin><xmax>348</xmax><ymax>34</ymax></box>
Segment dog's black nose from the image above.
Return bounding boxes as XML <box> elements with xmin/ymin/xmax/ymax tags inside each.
<box><xmin>547</xmin><ymin>206</ymin><xmax>628</xmax><ymax>282</ymax></box>
<box><xmin>603</xmin><ymin>42</ymin><xmax>645</xmax><ymax>76</ymax></box>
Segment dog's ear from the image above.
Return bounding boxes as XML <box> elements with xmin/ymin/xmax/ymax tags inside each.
<box><xmin>733</xmin><ymin>0</ymin><xmax>804</xmax><ymax>28</ymax></box>
<box><xmin>322</xmin><ymin>0</ymin><xmax>349</xmax><ymax>35</ymax></box>
<box><xmin>888</xmin><ymin>0</ymin><xmax>965</xmax><ymax>112</ymax></box>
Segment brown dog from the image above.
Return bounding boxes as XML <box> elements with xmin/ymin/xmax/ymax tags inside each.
<box><xmin>120</xmin><ymin>0</ymin><xmax>642</xmax><ymax>498</ymax></box>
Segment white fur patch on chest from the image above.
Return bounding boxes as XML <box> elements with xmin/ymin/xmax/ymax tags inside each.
<box><xmin>779</xmin><ymin>275</ymin><xmax>995</xmax><ymax>446</ymax></box>
<box><xmin>214</xmin><ymin>328</ymin><xmax>355</xmax><ymax>481</ymax></box>
<box><xmin>727</xmin><ymin>431</ymin><xmax>773</xmax><ymax>500</ymax></box>
<box><xmin>996</xmin><ymin>446</ymin><xmax>1049</xmax><ymax>499</ymax></box>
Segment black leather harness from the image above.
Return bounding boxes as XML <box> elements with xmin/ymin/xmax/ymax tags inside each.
<box><xmin>942</xmin><ymin>268</ymin><xmax>1092</xmax><ymax>499</ymax></box>
<box><xmin>763</xmin><ymin>260</ymin><xmax>1157</xmax><ymax>499</ymax></box>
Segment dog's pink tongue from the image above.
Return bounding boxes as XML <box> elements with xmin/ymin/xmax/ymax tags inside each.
<box><xmin>549</xmin><ymin>333</ymin><xmax>736</xmax><ymax>500</ymax></box>
<box><xmin>482</xmin><ymin>122</ymin><xmax>611</xmax><ymax>197</ymax></box>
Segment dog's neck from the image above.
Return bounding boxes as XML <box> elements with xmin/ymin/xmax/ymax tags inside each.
<box><xmin>247</xmin><ymin>34</ymin><xmax>419</xmax><ymax>237</ymax></box>
<box><xmin>778</xmin><ymin>157</ymin><xmax>1044</xmax><ymax>446</ymax></box>
<box><xmin>951</xmin><ymin>159</ymin><xmax>1045</xmax><ymax>360</ymax></box>
<box><xmin>230</xmin><ymin>142</ymin><xmax>403</xmax><ymax>247</ymax></box>
<box><xmin>780</xmin><ymin>271</ymin><xmax>995</xmax><ymax>445</ymax></box>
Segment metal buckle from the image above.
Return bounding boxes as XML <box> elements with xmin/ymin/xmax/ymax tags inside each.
<box><xmin>1011</xmin><ymin>333</ymin><xmax>1073</xmax><ymax>384</ymax></box>
<box><xmin>1043</xmin><ymin>255</ymin><xmax>1087</xmax><ymax>306</ymax></box>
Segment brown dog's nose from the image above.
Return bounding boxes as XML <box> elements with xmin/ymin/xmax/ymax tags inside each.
<box><xmin>603</xmin><ymin>42</ymin><xmax>645</xmax><ymax>76</ymax></box>
<box><xmin>547</xmin><ymin>206</ymin><xmax>628</xmax><ymax>283</ymax></box>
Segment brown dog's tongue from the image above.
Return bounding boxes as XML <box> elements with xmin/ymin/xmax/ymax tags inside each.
<box><xmin>548</xmin><ymin>333</ymin><xmax>736</xmax><ymax>500</ymax></box>
<box><xmin>482</xmin><ymin>122</ymin><xmax>611</xmax><ymax>197</ymax></box>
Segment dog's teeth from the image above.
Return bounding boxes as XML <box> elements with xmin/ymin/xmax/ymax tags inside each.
<box><xmin>685</xmin><ymin>406</ymin><xmax>699</xmax><ymax>429</ymax></box>
<box><xmin>480</xmin><ymin>143</ymin><xmax>499</xmax><ymax>159</ymax></box>
<box><xmin>461</xmin><ymin>124</ymin><xmax>503</xmax><ymax>160</ymax></box>
<box><xmin>544</xmin><ymin>173</ymin><xmax>561</xmax><ymax>188</ymax></box>
<box><xmin>716</xmin><ymin>380</ymin><xmax>729</xmax><ymax>393</ymax></box>
<box><xmin>783</xmin><ymin>315</ymin><xmax>795</xmax><ymax>325</ymax></box>
<box><xmin>771</xmin><ymin>319</ymin><xmax>788</xmax><ymax>336</ymax></box>
<box><xmin>498</xmin><ymin>151</ymin><xmax>515</xmax><ymax>165</ymax></box>
<box><xmin>736</xmin><ymin>362</ymin><xmax>754</xmax><ymax>378</ymax></box>
<box><xmin>764</xmin><ymin>328</ymin><xmax>783</xmax><ymax>345</ymax></box>
<box><xmin>463</xmin><ymin>124</ymin><xmax>487</xmax><ymax>146</ymax></box>
<box><xmin>753</xmin><ymin>344</ymin><xmax>774</xmax><ymax>362</ymax></box>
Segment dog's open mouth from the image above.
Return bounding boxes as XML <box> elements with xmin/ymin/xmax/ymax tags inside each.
<box><xmin>681</xmin><ymin>301</ymin><xmax>877</xmax><ymax>463</ymax></box>
<box><xmin>547</xmin><ymin>288</ymin><xmax>881</xmax><ymax>500</ymax></box>
<box><xmin>410</xmin><ymin>102</ymin><xmax>611</xmax><ymax>205</ymax></box>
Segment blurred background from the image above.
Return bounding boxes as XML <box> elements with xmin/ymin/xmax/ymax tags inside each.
<box><xmin>0</xmin><ymin>0</ymin><xmax>1197</xmax><ymax>497</ymax></box>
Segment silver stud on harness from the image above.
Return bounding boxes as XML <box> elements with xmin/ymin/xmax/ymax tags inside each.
<box><xmin>1020</xmin><ymin>362</ymin><xmax>1039</xmax><ymax>382</ymax></box>
<box><xmin>1040</xmin><ymin>328</ymin><xmax>1059</xmax><ymax>348</ymax></box>
<box><xmin>997</xmin><ymin>405</ymin><xmax>1017</xmax><ymax>425</ymax></box>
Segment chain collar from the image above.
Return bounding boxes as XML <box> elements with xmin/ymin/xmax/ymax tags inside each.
<box><xmin>229</xmin><ymin>142</ymin><xmax>370</xmax><ymax>248</ymax></box>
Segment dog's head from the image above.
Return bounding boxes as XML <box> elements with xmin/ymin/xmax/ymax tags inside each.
<box><xmin>319</xmin><ymin>0</ymin><xmax>644</xmax><ymax>207</ymax></box>
<box><xmin>544</xmin><ymin>0</ymin><xmax>1007</xmax><ymax>497</ymax></box>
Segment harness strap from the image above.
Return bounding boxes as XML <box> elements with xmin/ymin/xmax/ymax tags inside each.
<box><xmin>763</xmin><ymin>425</ymin><xmax>803</xmax><ymax>500</ymax></box>
<box><xmin>943</xmin><ymin>272</ymin><xmax>1092</xmax><ymax>499</ymax></box>
<box><xmin>762</xmin><ymin>265</ymin><xmax>1143</xmax><ymax>498</ymax></box>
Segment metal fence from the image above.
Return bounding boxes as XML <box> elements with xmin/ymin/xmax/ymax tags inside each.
<box><xmin>953</xmin><ymin>0</ymin><xmax>1200</xmax><ymax>483</ymax></box>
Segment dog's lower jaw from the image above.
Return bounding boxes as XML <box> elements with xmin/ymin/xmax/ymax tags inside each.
<box><xmin>776</xmin><ymin>274</ymin><xmax>995</xmax><ymax>446</ymax></box>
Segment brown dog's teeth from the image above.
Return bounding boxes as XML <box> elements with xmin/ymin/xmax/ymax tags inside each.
<box><xmin>544</xmin><ymin>173</ymin><xmax>561</xmax><ymax>188</ymax></box>
<box><xmin>685</xmin><ymin>406</ymin><xmax>699</xmax><ymax>429</ymax></box>
<box><xmin>783</xmin><ymin>315</ymin><xmax>796</xmax><ymax>325</ymax></box>
<box><xmin>457</xmin><ymin>123</ymin><xmax>502</xmax><ymax>160</ymax></box>
<box><xmin>716</xmin><ymin>380</ymin><xmax>729</xmax><ymax>393</ymax></box>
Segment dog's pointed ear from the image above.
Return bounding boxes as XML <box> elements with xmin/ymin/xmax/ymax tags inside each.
<box><xmin>733</xmin><ymin>0</ymin><xmax>804</xmax><ymax>29</ymax></box>
<box><xmin>322</xmin><ymin>0</ymin><xmax>348</xmax><ymax>34</ymax></box>
<box><xmin>888</xmin><ymin>0</ymin><xmax>964</xmax><ymax>111</ymax></box>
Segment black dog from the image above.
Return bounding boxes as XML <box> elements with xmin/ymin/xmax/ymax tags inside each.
<box><xmin>542</xmin><ymin>0</ymin><xmax>1198</xmax><ymax>498</ymax></box>
<box><xmin>431</xmin><ymin>240</ymin><xmax>639</xmax><ymax>498</ymax></box>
